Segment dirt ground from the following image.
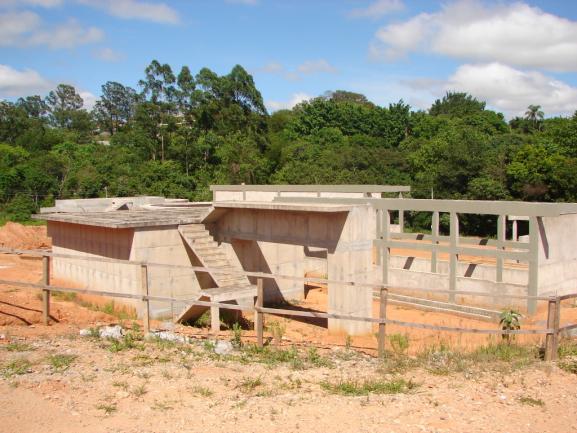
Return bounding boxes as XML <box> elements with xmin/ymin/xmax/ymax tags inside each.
<box><xmin>1</xmin><ymin>224</ymin><xmax>577</xmax><ymax>432</ymax></box>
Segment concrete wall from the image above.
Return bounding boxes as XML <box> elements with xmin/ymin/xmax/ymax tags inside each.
<box><xmin>538</xmin><ymin>214</ymin><xmax>577</xmax><ymax>296</ymax></box>
<box><xmin>49</xmin><ymin>221</ymin><xmax>141</xmax><ymax>311</ymax></box>
<box><xmin>48</xmin><ymin>222</ymin><xmax>201</xmax><ymax>320</ymax></box>
<box><xmin>213</xmin><ymin>206</ymin><xmax>374</xmax><ymax>335</ymax></box>
<box><xmin>129</xmin><ymin>226</ymin><xmax>202</xmax><ymax>319</ymax></box>
<box><xmin>213</xmin><ymin>190</ymin><xmax>381</xmax><ymax>202</ymax></box>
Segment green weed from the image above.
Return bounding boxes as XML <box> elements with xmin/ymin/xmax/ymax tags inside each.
<box><xmin>321</xmin><ymin>378</ymin><xmax>417</xmax><ymax>396</ymax></box>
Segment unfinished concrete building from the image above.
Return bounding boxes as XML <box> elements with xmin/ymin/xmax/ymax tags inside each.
<box><xmin>35</xmin><ymin>186</ymin><xmax>577</xmax><ymax>335</ymax></box>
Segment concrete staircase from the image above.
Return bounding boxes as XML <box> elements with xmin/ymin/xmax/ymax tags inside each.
<box><xmin>176</xmin><ymin>224</ymin><xmax>255</xmax><ymax>324</ymax></box>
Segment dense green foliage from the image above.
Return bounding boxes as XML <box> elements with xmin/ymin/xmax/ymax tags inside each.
<box><xmin>1</xmin><ymin>62</ymin><xmax>577</xmax><ymax>234</ymax></box>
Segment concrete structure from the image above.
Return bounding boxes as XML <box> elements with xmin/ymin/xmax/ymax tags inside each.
<box><xmin>36</xmin><ymin>186</ymin><xmax>407</xmax><ymax>335</ymax></box>
<box><xmin>35</xmin><ymin>186</ymin><xmax>577</xmax><ymax>335</ymax></box>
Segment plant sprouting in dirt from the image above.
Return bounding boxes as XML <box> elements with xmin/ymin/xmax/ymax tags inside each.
<box><xmin>231</xmin><ymin>322</ymin><xmax>242</xmax><ymax>348</ymax></box>
<box><xmin>499</xmin><ymin>309</ymin><xmax>522</xmax><ymax>342</ymax></box>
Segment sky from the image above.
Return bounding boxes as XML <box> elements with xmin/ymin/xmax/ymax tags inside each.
<box><xmin>1</xmin><ymin>0</ymin><xmax>577</xmax><ymax>118</ymax></box>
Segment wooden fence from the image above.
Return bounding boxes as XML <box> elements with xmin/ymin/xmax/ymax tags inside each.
<box><xmin>0</xmin><ymin>247</ymin><xmax>575</xmax><ymax>361</ymax></box>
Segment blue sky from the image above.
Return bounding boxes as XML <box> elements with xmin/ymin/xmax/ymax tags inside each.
<box><xmin>1</xmin><ymin>0</ymin><xmax>577</xmax><ymax>117</ymax></box>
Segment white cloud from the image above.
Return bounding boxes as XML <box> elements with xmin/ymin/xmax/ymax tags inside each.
<box><xmin>0</xmin><ymin>11</ymin><xmax>103</xmax><ymax>48</ymax></box>
<box><xmin>348</xmin><ymin>0</ymin><xmax>403</xmax><ymax>19</ymax></box>
<box><xmin>266</xmin><ymin>92</ymin><xmax>313</xmax><ymax>112</ymax></box>
<box><xmin>0</xmin><ymin>64</ymin><xmax>53</xmax><ymax>97</ymax></box>
<box><xmin>28</xmin><ymin>18</ymin><xmax>103</xmax><ymax>48</ymax></box>
<box><xmin>78</xmin><ymin>0</ymin><xmax>179</xmax><ymax>24</ymax></box>
<box><xmin>371</xmin><ymin>0</ymin><xmax>577</xmax><ymax>72</ymax></box>
<box><xmin>257</xmin><ymin>62</ymin><xmax>284</xmax><ymax>74</ymax></box>
<box><xmin>256</xmin><ymin>59</ymin><xmax>337</xmax><ymax>81</ymax></box>
<box><xmin>93</xmin><ymin>47</ymin><xmax>124</xmax><ymax>62</ymax></box>
<box><xmin>444</xmin><ymin>63</ymin><xmax>577</xmax><ymax>117</ymax></box>
<box><xmin>79</xmin><ymin>90</ymin><xmax>97</xmax><ymax>110</ymax></box>
<box><xmin>0</xmin><ymin>11</ymin><xmax>41</xmax><ymax>46</ymax></box>
<box><xmin>297</xmin><ymin>59</ymin><xmax>337</xmax><ymax>75</ymax></box>
<box><xmin>0</xmin><ymin>0</ymin><xmax>63</xmax><ymax>7</ymax></box>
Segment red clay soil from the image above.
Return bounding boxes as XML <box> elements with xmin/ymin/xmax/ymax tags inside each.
<box><xmin>0</xmin><ymin>222</ymin><xmax>51</xmax><ymax>250</ymax></box>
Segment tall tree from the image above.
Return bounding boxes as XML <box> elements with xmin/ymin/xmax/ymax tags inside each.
<box><xmin>45</xmin><ymin>84</ymin><xmax>85</xmax><ymax>129</ymax></box>
<box><xmin>524</xmin><ymin>104</ymin><xmax>544</xmax><ymax>130</ymax></box>
<box><xmin>93</xmin><ymin>81</ymin><xmax>139</xmax><ymax>135</ymax></box>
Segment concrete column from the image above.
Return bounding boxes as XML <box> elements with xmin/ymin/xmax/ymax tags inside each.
<box><xmin>327</xmin><ymin>206</ymin><xmax>375</xmax><ymax>336</ymax></box>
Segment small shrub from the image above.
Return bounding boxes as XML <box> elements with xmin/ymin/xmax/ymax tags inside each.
<box><xmin>499</xmin><ymin>309</ymin><xmax>522</xmax><ymax>342</ymax></box>
<box><xmin>388</xmin><ymin>333</ymin><xmax>410</xmax><ymax>355</ymax></box>
<box><xmin>268</xmin><ymin>321</ymin><xmax>286</xmax><ymax>344</ymax></box>
<box><xmin>231</xmin><ymin>322</ymin><xmax>242</xmax><ymax>348</ymax></box>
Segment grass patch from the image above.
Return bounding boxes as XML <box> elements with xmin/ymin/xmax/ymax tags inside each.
<box><xmin>321</xmin><ymin>378</ymin><xmax>417</xmax><ymax>396</ymax></box>
<box><xmin>131</xmin><ymin>384</ymin><xmax>147</xmax><ymax>398</ymax></box>
<box><xmin>95</xmin><ymin>402</ymin><xmax>117</xmax><ymax>415</ymax></box>
<box><xmin>519</xmin><ymin>396</ymin><xmax>545</xmax><ymax>407</ymax></box>
<box><xmin>112</xmin><ymin>380</ymin><xmax>129</xmax><ymax>391</ymax></box>
<box><xmin>1</xmin><ymin>358</ymin><xmax>31</xmax><ymax>378</ymax></box>
<box><xmin>52</xmin><ymin>291</ymin><xmax>77</xmax><ymax>302</ymax></box>
<box><xmin>191</xmin><ymin>385</ymin><xmax>214</xmax><ymax>397</ymax></box>
<box><xmin>238</xmin><ymin>376</ymin><xmax>263</xmax><ymax>393</ymax></box>
<box><xmin>151</xmin><ymin>400</ymin><xmax>173</xmax><ymax>411</ymax></box>
<box><xmin>237</xmin><ymin>344</ymin><xmax>332</xmax><ymax>370</ymax></box>
<box><xmin>5</xmin><ymin>342</ymin><xmax>34</xmax><ymax>352</ymax></box>
<box><xmin>80</xmin><ymin>299</ymin><xmax>137</xmax><ymax>321</ymax></box>
<box><xmin>47</xmin><ymin>354</ymin><xmax>77</xmax><ymax>372</ymax></box>
<box><xmin>107</xmin><ymin>333</ymin><xmax>143</xmax><ymax>353</ymax></box>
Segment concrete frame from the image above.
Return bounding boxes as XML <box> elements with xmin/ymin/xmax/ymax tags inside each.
<box><xmin>275</xmin><ymin>196</ymin><xmax>577</xmax><ymax>313</ymax></box>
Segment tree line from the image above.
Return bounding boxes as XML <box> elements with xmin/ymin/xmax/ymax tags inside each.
<box><xmin>1</xmin><ymin>60</ymin><xmax>576</xmax><ymax>235</ymax></box>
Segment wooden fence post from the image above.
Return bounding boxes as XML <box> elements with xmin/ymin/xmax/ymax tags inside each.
<box><xmin>140</xmin><ymin>264</ymin><xmax>150</xmax><ymax>335</ymax></box>
<box><xmin>545</xmin><ymin>296</ymin><xmax>561</xmax><ymax>361</ymax></box>
<box><xmin>42</xmin><ymin>255</ymin><xmax>50</xmax><ymax>325</ymax></box>
<box><xmin>255</xmin><ymin>278</ymin><xmax>264</xmax><ymax>348</ymax></box>
<box><xmin>378</xmin><ymin>287</ymin><xmax>388</xmax><ymax>358</ymax></box>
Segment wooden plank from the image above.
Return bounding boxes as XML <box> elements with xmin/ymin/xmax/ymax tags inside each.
<box><xmin>211</xmin><ymin>305</ymin><xmax>220</xmax><ymax>335</ymax></box>
<box><xmin>140</xmin><ymin>264</ymin><xmax>150</xmax><ymax>334</ymax></box>
<box><xmin>545</xmin><ymin>298</ymin><xmax>561</xmax><ymax>361</ymax></box>
<box><xmin>257</xmin><ymin>306</ymin><xmax>551</xmax><ymax>335</ymax></box>
<box><xmin>0</xmin><ymin>276</ymin><xmax>553</xmax><ymax>336</ymax></box>
<box><xmin>255</xmin><ymin>278</ymin><xmax>264</xmax><ymax>348</ymax></box>
<box><xmin>42</xmin><ymin>256</ymin><xmax>50</xmax><ymax>326</ymax></box>
<box><xmin>378</xmin><ymin>288</ymin><xmax>388</xmax><ymax>358</ymax></box>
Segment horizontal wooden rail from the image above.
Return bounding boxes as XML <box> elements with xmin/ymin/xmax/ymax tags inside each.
<box><xmin>0</xmin><ymin>247</ymin><xmax>552</xmax><ymax>301</ymax></box>
<box><xmin>0</xmin><ymin>277</ymin><xmax>552</xmax><ymax>336</ymax></box>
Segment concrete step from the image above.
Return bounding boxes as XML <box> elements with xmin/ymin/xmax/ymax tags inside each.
<box><xmin>188</xmin><ymin>238</ymin><xmax>218</xmax><ymax>246</ymax></box>
<box><xmin>182</xmin><ymin>232</ymin><xmax>212</xmax><ymax>241</ymax></box>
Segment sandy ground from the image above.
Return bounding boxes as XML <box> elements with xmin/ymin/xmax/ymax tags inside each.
<box><xmin>1</xmin><ymin>223</ymin><xmax>577</xmax><ymax>432</ymax></box>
